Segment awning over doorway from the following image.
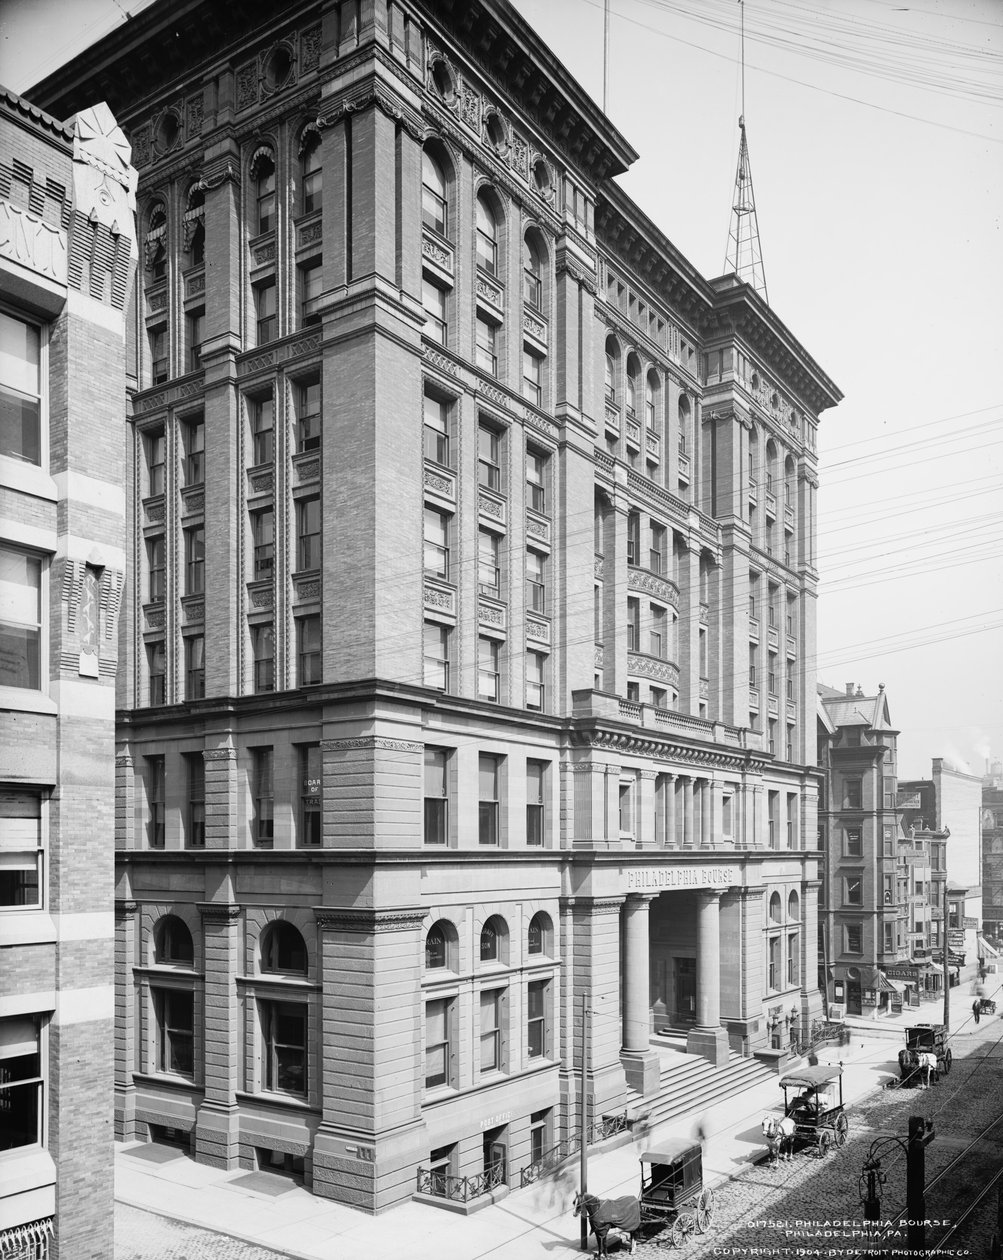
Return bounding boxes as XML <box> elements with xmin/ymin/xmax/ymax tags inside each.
<box><xmin>873</xmin><ymin>971</ymin><xmax>898</xmax><ymax>993</ymax></box>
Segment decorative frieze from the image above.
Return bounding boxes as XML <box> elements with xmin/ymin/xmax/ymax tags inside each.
<box><xmin>320</xmin><ymin>737</ymin><xmax>423</xmax><ymax>753</ymax></box>
<box><xmin>594</xmin><ymin>555</ymin><xmax>604</xmax><ymax>580</ymax></box>
<box><xmin>526</xmin><ymin>615</ymin><xmax>550</xmax><ymax>645</ymax></box>
<box><xmin>198</xmin><ymin>902</ymin><xmax>243</xmax><ymax>922</ymax></box>
<box><xmin>424</xmin><ymin>466</ymin><xmax>455</xmax><ymax>501</ymax></box>
<box><xmin>247</xmin><ymin>582</ymin><xmax>273</xmax><ymax>609</ymax></box>
<box><xmin>298</xmin><ymin>220</ymin><xmax>323</xmax><ymax>248</ymax></box>
<box><xmin>315</xmin><ymin>907</ymin><xmax>426</xmax><ymax>934</ymax></box>
<box><xmin>523</xmin><ymin>310</ymin><xmax>547</xmax><ymax>345</ymax></box>
<box><xmin>423</xmin><ymin>584</ymin><xmax>455</xmax><ymax>615</ymax></box>
<box><xmin>421</xmin><ymin>232</ymin><xmax>454</xmax><ymax>277</ymax></box>
<box><xmin>627</xmin><ymin>653</ymin><xmax>679</xmax><ymax>686</ymax></box>
<box><xmin>478</xmin><ymin>491</ymin><xmax>506</xmax><ymax>525</ymax></box>
<box><xmin>478</xmin><ymin>599</ymin><xmax>506</xmax><ymax>629</ymax></box>
<box><xmin>525</xmin><ymin>411</ymin><xmax>558</xmax><ymax>439</ymax></box>
<box><xmin>182</xmin><ymin>597</ymin><xmax>204</xmax><ymax>625</ymax></box>
<box><xmin>594</xmin><ymin>644</ymin><xmax>604</xmax><ymax>668</ymax></box>
<box><xmin>627</xmin><ymin>568</ymin><xmax>678</xmax><ymax>608</ymax></box>
<box><xmin>295</xmin><ymin>578</ymin><xmax>320</xmax><ymax>602</ymax></box>
<box><xmin>526</xmin><ymin>511</ymin><xmax>549</xmax><ymax>544</ymax></box>
<box><xmin>248</xmin><ymin>468</ymin><xmax>273</xmax><ymax>495</ymax></box>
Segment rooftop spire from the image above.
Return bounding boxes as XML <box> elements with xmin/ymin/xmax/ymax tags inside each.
<box><xmin>723</xmin><ymin>1</ymin><xmax>769</xmax><ymax>302</ymax></box>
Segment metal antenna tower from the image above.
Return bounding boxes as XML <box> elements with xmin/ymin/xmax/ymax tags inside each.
<box><xmin>724</xmin><ymin>1</ymin><xmax>769</xmax><ymax>302</ymax></box>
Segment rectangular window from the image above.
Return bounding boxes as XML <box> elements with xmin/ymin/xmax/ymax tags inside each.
<box><xmin>649</xmin><ymin>523</ymin><xmax>665</xmax><ymax>574</ymax></box>
<box><xmin>147</xmin><ymin>756</ymin><xmax>165</xmax><ymax>848</ymax></box>
<box><xmin>296</xmin><ymin>497</ymin><xmax>321</xmax><ymax>572</ymax></box>
<box><xmin>183</xmin><ymin>415</ymin><xmax>204</xmax><ymax>485</ymax></box>
<box><xmin>149</xmin><ymin>324</ymin><xmax>168</xmax><ymax>384</ymax></box>
<box><xmin>845</xmin><ymin>779</ymin><xmax>862</xmax><ymax>809</ymax></box>
<box><xmin>478</xmin><ymin>424</ymin><xmax>501</xmax><ymax>491</ymax></box>
<box><xmin>423</xmin><ymin>507</ymin><xmax>449</xmax><ymax>580</ymax></box>
<box><xmin>526</xmin><ymin>448</ymin><xmax>547</xmax><ymax>514</ymax></box>
<box><xmin>145</xmin><ymin>428</ymin><xmax>165</xmax><ymax>496</ymax></box>
<box><xmin>153</xmin><ymin>988</ymin><xmax>194</xmax><ymax>1077</ymax></box>
<box><xmin>0</xmin><ymin>1015</ymin><xmax>42</xmax><ymax>1148</ymax></box>
<box><xmin>184</xmin><ymin>526</ymin><xmax>205</xmax><ymax>595</ymax></box>
<box><xmin>261</xmin><ymin>1000</ymin><xmax>307</xmax><ymax>1096</ymax></box>
<box><xmin>252</xmin><ymin>747</ymin><xmax>274</xmax><ymax>847</ymax></box>
<box><xmin>0</xmin><ymin>312</ymin><xmax>42</xmax><ymax>466</ymax></box>
<box><xmin>423</xmin><ymin>621</ymin><xmax>448</xmax><ymax>691</ymax></box>
<box><xmin>422</xmin><ymin>277</ymin><xmax>447</xmax><ymax>345</ymax></box>
<box><xmin>649</xmin><ymin>605</ymin><xmax>666</xmax><ymax>659</ymax></box>
<box><xmin>526</xmin><ymin>549</ymin><xmax>545</xmax><ymax>614</ymax></box>
<box><xmin>252</xmin><ymin>508</ymin><xmax>275</xmax><ymax>581</ymax></box>
<box><xmin>297</xmin><ymin>614</ymin><xmax>321</xmax><ymax>686</ymax></box>
<box><xmin>299</xmin><ymin>744</ymin><xmax>321</xmax><ymax>847</ymax></box>
<box><xmin>425</xmin><ymin>998</ymin><xmax>453</xmax><ymax>1089</ymax></box>
<box><xmin>423</xmin><ymin>392</ymin><xmax>450</xmax><ymax>466</ymax></box>
<box><xmin>475</xmin><ymin>317</ymin><xmax>497</xmax><ymax>376</ymax></box>
<box><xmin>768</xmin><ymin>934</ymin><xmax>781</xmax><ymax>989</ymax></box>
<box><xmin>845</xmin><ymin>924</ymin><xmax>862</xmax><ymax>954</ymax></box>
<box><xmin>883</xmin><ymin>922</ymin><xmax>894</xmax><ymax>953</ymax></box>
<box><xmin>480</xmin><ymin>989</ymin><xmax>504</xmax><ymax>1074</ymax></box>
<box><xmin>768</xmin><ymin>790</ymin><xmax>779</xmax><ymax>849</ymax></box>
<box><xmin>186</xmin><ymin>308</ymin><xmax>204</xmax><ymax>373</ymax></box>
<box><xmin>844</xmin><ymin>873</ymin><xmax>863</xmax><ymax>906</ymax></box>
<box><xmin>185</xmin><ymin>753</ymin><xmax>205</xmax><ymax>847</ymax></box>
<box><xmin>477</xmin><ymin>637</ymin><xmax>499</xmax><ymax>702</ymax></box>
<box><xmin>526</xmin><ymin>760</ymin><xmax>545</xmax><ymax>846</ymax></box>
<box><xmin>0</xmin><ymin>548</ymin><xmax>42</xmax><ymax>690</ymax></box>
<box><xmin>527</xmin><ymin>979</ymin><xmax>549</xmax><ymax>1059</ymax></box>
<box><xmin>255</xmin><ymin>279</ymin><xmax>277</xmax><ymax>345</ymax></box>
<box><xmin>478</xmin><ymin>753</ymin><xmax>499</xmax><ymax>845</ymax></box>
<box><xmin>478</xmin><ymin>529</ymin><xmax>500</xmax><ymax>596</ymax></box>
<box><xmin>184</xmin><ymin>634</ymin><xmax>205</xmax><ymax>700</ymax></box>
<box><xmin>526</xmin><ymin>650</ymin><xmax>545</xmax><ymax>712</ymax></box>
<box><xmin>845</xmin><ymin>827</ymin><xmax>862</xmax><ymax>857</ymax></box>
<box><xmin>147</xmin><ymin>640</ymin><xmax>166</xmax><ymax>705</ymax></box>
<box><xmin>522</xmin><ymin>347</ymin><xmax>541</xmax><ymax>405</ymax></box>
<box><xmin>626</xmin><ymin>514</ymin><xmax>640</xmax><ymax>566</ymax></box>
<box><xmin>250</xmin><ymin>394</ymin><xmax>274</xmax><ymax>465</ymax></box>
<box><xmin>0</xmin><ymin>791</ymin><xmax>42</xmax><ymax>907</ymax></box>
<box><xmin>147</xmin><ymin>536</ymin><xmax>165</xmax><ymax>602</ymax></box>
<box><xmin>424</xmin><ymin>748</ymin><xmax>448</xmax><ymax>845</ymax></box>
<box><xmin>295</xmin><ymin>377</ymin><xmax>320</xmax><ymax>453</ymax></box>
<box><xmin>626</xmin><ymin>597</ymin><xmax>640</xmax><ymax>652</ymax></box>
<box><xmin>300</xmin><ymin>259</ymin><xmax>322</xmax><ymax>327</ymax></box>
<box><xmin>530</xmin><ymin>1110</ymin><xmax>549</xmax><ymax>1165</ymax></box>
<box><xmin>787</xmin><ymin>933</ymin><xmax>799</xmax><ymax>986</ymax></box>
<box><xmin>251</xmin><ymin>623</ymin><xmax>274</xmax><ymax>693</ymax></box>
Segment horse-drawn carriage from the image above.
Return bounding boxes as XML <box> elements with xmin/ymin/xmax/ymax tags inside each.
<box><xmin>769</xmin><ymin>1064</ymin><xmax>848</xmax><ymax>1159</ymax></box>
<box><xmin>898</xmin><ymin>1023</ymin><xmax>951</xmax><ymax>1087</ymax></box>
<box><xmin>976</xmin><ymin>996</ymin><xmax>997</xmax><ymax>1016</ymax></box>
<box><xmin>574</xmin><ymin>1138</ymin><xmax>712</xmax><ymax>1253</ymax></box>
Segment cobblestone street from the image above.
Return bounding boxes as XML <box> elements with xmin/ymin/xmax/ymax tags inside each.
<box><xmin>116</xmin><ymin>1205</ymin><xmax>289</xmax><ymax>1260</ymax></box>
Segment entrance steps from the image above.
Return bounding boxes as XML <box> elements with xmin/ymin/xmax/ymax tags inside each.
<box><xmin>626</xmin><ymin>1039</ymin><xmax>776</xmax><ymax>1132</ymax></box>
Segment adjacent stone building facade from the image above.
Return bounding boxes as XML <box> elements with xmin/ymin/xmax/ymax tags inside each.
<box><xmin>0</xmin><ymin>89</ymin><xmax>136</xmax><ymax>1259</ymax></box>
<box><xmin>31</xmin><ymin>0</ymin><xmax>840</xmax><ymax>1214</ymax></box>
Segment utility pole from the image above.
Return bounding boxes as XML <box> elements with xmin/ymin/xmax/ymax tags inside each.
<box><xmin>579</xmin><ymin>991</ymin><xmax>589</xmax><ymax>1252</ymax></box>
<box><xmin>907</xmin><ymin>1114</ymin><xmax>934</xmax><ymax>1255</ymax></box>
<box><xmin>942</xmin><ymin>881</ymin><xmax>950</xmax><ymax>1030</ymax></box>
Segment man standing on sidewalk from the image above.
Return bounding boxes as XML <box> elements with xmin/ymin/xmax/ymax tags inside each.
<box><xmin>973</xmin><ymin>999</ymin><xmax>981</xmax><ymax>1025</ymax></box>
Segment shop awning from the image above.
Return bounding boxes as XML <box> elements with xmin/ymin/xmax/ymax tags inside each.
<box><xmin>873</xmin><ymin>972</ymin><xmax>899</xmax><ymax>993</ymax></box>
<box><xmin>979</xmin><ymin>935</ymin><xmax>1000</xmax><ymax>958</ymax></box>
<box><xmin>887</xmin><ymin>978</ymin><xmax>908</xmax><ymax>994</ymax></box>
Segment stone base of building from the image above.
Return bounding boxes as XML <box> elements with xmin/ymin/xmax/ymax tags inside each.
<box><xmin>195</xmin><ymin>1102</ymin><xmax>241</xmax><ymax>1170</ymax></box>
<box><xmin>686</xmin><ymin>1025</ymin><xmax>730</xmax><ymax>1067</ymax></box>
<box><xmin>620</xmin><ymin>1047</ymin><xmax>661</xmax><ymax>1095</ymax></box>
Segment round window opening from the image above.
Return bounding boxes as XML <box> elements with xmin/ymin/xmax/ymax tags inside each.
<box><xmin>431</xmin><ymin>59</ymin><xmax>455</xmax><ymax>100</ymax></box>
<box><xmin>485</xmin><ymin>112</ymin><xmax>506</xmax><ymax>152</ymax></box>
<box><xmin>264</xmin><ymin>46</ymin><xmax>293</xmax><ymax>90</ymax></box>
<box><xmin>533</xmin><ymin>158</ymin><xmax>551</xmax><ymax>195</ymax></box>
<box><xmin>156</xmin><ymin>112</ymin><xmax>180</xmax><ymax>153</ymax></box>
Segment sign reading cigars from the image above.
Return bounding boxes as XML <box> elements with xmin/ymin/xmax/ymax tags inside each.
<box><xmin>626</xmin><ymin>865</ymin><xmax>738</xmax><ymax>891</ymax></box>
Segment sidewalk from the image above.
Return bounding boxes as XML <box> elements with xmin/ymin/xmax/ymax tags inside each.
<box><xmin>115</xmin><ymin>977</ymin><xmax>997</xmax><ymax>1260</ymax></box>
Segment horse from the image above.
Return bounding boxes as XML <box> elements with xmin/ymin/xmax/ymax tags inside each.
<box><xmin>573</xmin><ymin>1190</ymin><xmax>641</xmax><ymax>1256</ymax></box>
<box><xmin>762</xmin><ymin>1114</ymin><xmax>795</xmax><ymax>1165</ymax></box>
<box><xmin>917</xmin><ymin>1050</ymin><xmax>939</xmax><ymax>1088</ymax></box>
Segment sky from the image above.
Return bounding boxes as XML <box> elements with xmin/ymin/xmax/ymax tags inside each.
<box><xmin>2</xmin><ymin>0</ymin><xmax>1001</xmax><ymax>781</ymax></box>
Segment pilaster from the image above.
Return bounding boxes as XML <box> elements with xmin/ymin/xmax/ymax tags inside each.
<box><xmin>194</xmin><ymin>902</ymin><xmax>242</xmax><ymax>1168</ymax></box>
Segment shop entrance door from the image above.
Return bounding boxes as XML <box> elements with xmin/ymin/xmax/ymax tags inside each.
<box><xmin>674</xmin><ymin>957</ymin><xmax>697</xmax><ymax>1025</ymax></box>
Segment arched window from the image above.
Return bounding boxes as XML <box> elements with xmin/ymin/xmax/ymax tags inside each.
<box><xmin>147</xmin><ymin>203</ymin><xmax>167</xmax><ymax>281</ymax></box>
<box><xmin>527</xmin><ymin>911</ymin><xmax>552</xmax><ymax>956</ymax></box>
<box><xmin>788</xmin><ymin>890</ymin><xmax>800</xmax><ymax>921</ymax></box>
<box><xmin>677</xmin><ymin>394</ymin><xmax>691</xmax><ymax>453</ymax></box>
<box><xmin>523</xmin><ymin>234</ymin><xmax>543</xmax><ymax>310</ymax></box>
<box><xmin>253</xmin><ymin>150</ymin><xmax>276</xmax><ymax>234</ymax></box>
<box><xmin>184</xmin><ymin>185</ymin><xmax>205</xmax><ymax>266</ymax></box>
<box><xmin>422</xmin><ymin>148</ymin><xmax>448</xmax><ymax>238</ymax></box>
<box><xmin>604</xmin><ymin>336</ymin><xmax>619</xmax><ymax>404</ymax></box>
<box><xmin>155</xmin><ymin>915</ymin><xmax>193</xmax><ymax>965</ymax></box>
<box><xmin>301</xmin><ymin>130</ymin><xmax>322</xmax><ymax>215</ymax></box>
<box><xmin>769</xmin><ymin>891</ymin><xmax>782</xmax><ymax>923</ymax></box>
<box><xmin>625</xmin><ymin>354</ymin><xmax>641</xmax><ymax>418</ymax></box>
<box><xmin>784</xmin><ymin>455</ymin><xmax>796</xmax><ymax>506</ymax></box>
<box><xmin>476</xmin><ymin>192</ymin><xmax>498</xmax><ymax>276</ymax></box>
<box><xmin>645</xmin><ymin>371</ymin><xmax>659</xmax><ymax>432</ymax></box>
<box><xmin>260</xmin><ymin>921</ymin><xmax>307</xmax><ymax>974</ymax></box>
<box><xmin>480</xmin><ymin>914</ymin><xmax>507</xmax><ymax>963</ymax></box>
<box><xmin>765</xmin><ymin>440</ymin><xmax>778</xmax><ymax>494</ymax></box>
<box><xmin>426</xmin><ymin>924</ymin><xmax>446</xmax><ymax>969</ymax></box>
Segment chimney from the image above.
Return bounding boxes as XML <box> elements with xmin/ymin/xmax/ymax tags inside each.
<box><xmin>856</xmin><ymin>685</ymin><xmax>864</xmax><ymax>696</ymax></box>
<box><xmin>845</xmin><ymin>683</ymin><xmax>853</xmax><ymax>696</ymax></box>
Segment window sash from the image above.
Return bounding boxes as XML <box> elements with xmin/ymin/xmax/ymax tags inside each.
<box><xmin>297</xmin><ymin>616</ymin><xmax>322</xmax><ymax>686</ymax></box>
<box><xmin>296</xmin><ymin>381</ymin><xmax>321</xmax><ymax>452</ymax></box>
<box><xmin>263</xmin><ymin>1002</ymin><xmax>307</xmax><ymax>1096</ymax></box>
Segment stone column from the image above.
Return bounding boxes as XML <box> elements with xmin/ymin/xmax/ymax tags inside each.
<box><xmin>664</xmin><ymin>773</ymin><xmax>676</xmax><ymax>848</ymax></box>
<box><xmin>682</xmin><ymin>775</ymin><xmax>694</xmax><ymax>847</ymax></box>
<box><xmin>114</xmin><ymin>899</ymin><xmax>138</xmax><ymax>1140</ymax></box>
<box><xmin>700</xmin><ymin>778</ymin><xmax>712</xmax><ymax>848</ymax></box>
<box><xmin>638</xmin><ymin>771</ymin><xmax>657</xmax><ymax>848</ymax></box>
<box><xmin>686</xmin><ymin>890</ymin><xmax>730</xmax><ymax>1066</ymax></box>
<box><xmin>620</xmin><ymin>895</ymin><xmax>660</xmax><ymax>1095</ymax></box>
<box><xmin>194</xmin><ymin>902</ymin><xmax>243</xmax><ymax>1167</ymax></box>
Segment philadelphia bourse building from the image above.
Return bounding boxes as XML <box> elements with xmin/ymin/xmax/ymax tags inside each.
<box><xmin>29</xmin><ymin>0</ymin><xmax>841</xmax><ymax>1214</ymax></box>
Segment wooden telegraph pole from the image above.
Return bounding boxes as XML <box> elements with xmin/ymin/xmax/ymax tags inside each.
<box><xmin>942</xmin><ymin>882</ymin><xmax>950</xmax><ymax>1031</ymax></box>
<box><xmin>580</xmin><ymin>991</ymin><xmax>589</xmax><ymax>1251</ymax></box>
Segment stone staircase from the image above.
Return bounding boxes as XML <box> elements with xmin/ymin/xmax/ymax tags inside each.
<box><xmin>626</xmin><ymin>1040</ymin><xmax>777</xmax><ymax>1133</ymax></box>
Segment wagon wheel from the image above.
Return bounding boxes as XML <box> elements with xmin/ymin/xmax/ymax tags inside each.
<box><xmin>835</xmin><ymin>1113</ymin><xmax>849</xmax><ymax>1147</ymax></box>
<box><xmin>696</xmin><ymin>1186</ymin><xmax>714</xmax><ymax>1233</ymax></box>
<box><xmin>816</xmin><ymin>1130</ymin><xmax>831</xmax><ymax>1159</ymax></box>
<box><xmin>670</xmin><ymin>1215</ymin><xmax>687</xmax><ymax>1247</ymax></box>
<box><xmin>942</xmin><ymin>1049</ymin><xmax>953</xmax><ymax>1076</ymax></box>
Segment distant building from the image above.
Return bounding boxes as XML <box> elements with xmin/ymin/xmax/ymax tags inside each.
<box><xmin>30</xmin><ymin>0</ymin><xmax>841</xmax><ymax>1214</ymax></box>
<box><xmin>982</xmin><ymin>786</ymin><xmax>1003</xmax><ymax>944</ymax></box>
<box><xmin>0</xmin><ymin>89</ymin><xmax>136</xmax><ymax>1260</ymax></box>
<box><xmin>817</xmin><ymin>683</ymin><xmax>946</xmax><ymax>1015</ymax></box>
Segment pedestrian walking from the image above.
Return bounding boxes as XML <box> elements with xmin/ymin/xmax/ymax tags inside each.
<box><xmin>973</xmin><ymin>998</ymin><xmax>981</xmax><ymax>1025</ymax></box>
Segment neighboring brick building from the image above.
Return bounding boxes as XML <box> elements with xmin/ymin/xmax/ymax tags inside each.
<box><xmin>0</xmin><ymin>89</ymin><xmax>136</xmax><ymax>1259</ymax></box>
<box><xmin>30</xmin><ymin>0</ymin><xmax>840</xmax><ymax>1214</ymax></box>
<box><xmin>983</xmin><ymin>772</ymin><xmax>1003</xmax><ymax>943</ymax></box>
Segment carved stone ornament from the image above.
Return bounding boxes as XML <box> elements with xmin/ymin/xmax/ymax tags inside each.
<box><xmin>203</xmin><ymin>746</ymin><xmax>237</xmax><ymax>761</ymax></box>
<box><xmin>197</xmin><ymin>902</ymin><xmax>243</xmax><ymax>922</ymax></box>
<box><xmin>524</xmin><ymin>412</ymin><xmax>558</xmax><ymax>438</ymax></box>
<box><xmin>594</xmin><ymin>556</ymin><xmax>604</xmax><ymax>580</ymax></box>
<box><xmin>186</xmin><ymin>93</ymin><xmax>204</xmax><ymax>140</ymax></box>
<box><xmin>301</xmin><ymin>25</ymin><xmax>322</xmax><ymax>71</ymax></box>
<box><xmin>627</xmin><ymin>653</ymin><xmax>680</xmax><ymax>686</ymax></box>
<box><xmin>422</xmin><ymin>346</ymin><xmax>458</xmax><ymax>377</ymax></box>
<box><xmin>315</xmin><ymin>907</ymin><xmax>426</xmax><ymax>934</ymax></box>
<box><xmin>423</xmin><ymin>467</ymin><xmax>454</xmax><ymax>498</ymax></box>
<box><xmin>526</xmin><ymin>617</ymin><xmax>550</xmax><ymax>643</ymax></box>
<box><xmin>321</xmin><ymin>737</ymin><xmax>424</xmax><ymax>753</ymax></box>
<box><xmin>69</xmin><ymin>102</ymin><xmax>138</xmax><ymax>244</ymax></box>
<box><xmin>627</xmin><ymin>568</ymin><xmax>679</xmax><ymax>608</ymax></box>
<box><xmin>478</xmin><ymin>492</ymin><xmax>504</xmax><ymax>521</ymax></box>
<box><xmin>423</xmin><ymin>585</ymin><xmax>455</xmax><ymax>612</ymax></box>
<box><xmin>236</xmin><ymin>63</ymin><xmax>259</xmax><ymax>111</ymax></box>
<box><xmin>594</xmin><ymin>644</ymin><xmax>604</xmax><ymax>668</ymax></box>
